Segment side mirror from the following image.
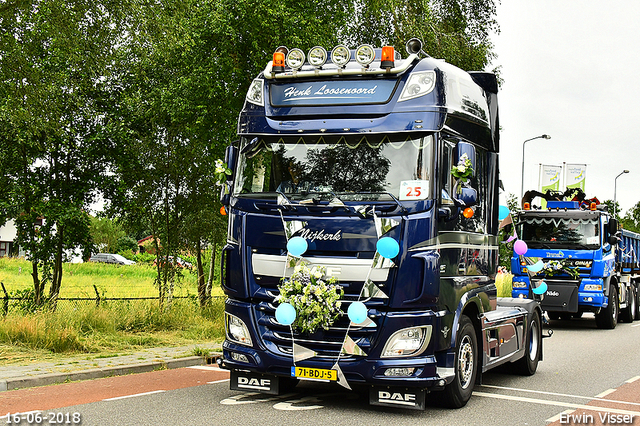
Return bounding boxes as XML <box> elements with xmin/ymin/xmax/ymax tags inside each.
<box><xmin>607</xmin><ymin>218</ymin><xmax>618</xmax><ymax>236</ymax></box>
<box><xmin>220</xmin><ymin>144</ymin><xmax>239</xmax><ymax>206</ymax></box>
<box><xmin>455</xmin><ymin>187</ymin><xmax>478</xmax><ymax>206</ymax></box>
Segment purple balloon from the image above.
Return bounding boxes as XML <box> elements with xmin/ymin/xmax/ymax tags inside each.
<box><xmin>514</xmin><ymin>239</ymin><xmax>528</xmax><ymax>256</ymax></box>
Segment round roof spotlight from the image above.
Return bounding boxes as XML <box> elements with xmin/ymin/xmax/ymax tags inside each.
<box><xmin>286</xmin><ymin>48</ymin><xmax>306</xmax><ymax>70</ymax></box>
<box><xmin>355</xmin><ymin>44</ymin><xmax>375</xmax><ymax>66</ymax></box>
<box><xmin>275</xmin><ymin>46</ymin><xmax>289</xmax><ymax>56</ymax></box>
<box><xmin>405</xmin><ymin>38</ymin><xmax>423</xmax><ymax>55</ymax></box>
<box><xmin>331</xmin><ymin>45</ymin><xmax>351</xmax><ymax>67</ymax></box>
<box><xmin>308</xmin><ymin>46</ymin><xmax>328</xmax><ymax>68</ymax></box>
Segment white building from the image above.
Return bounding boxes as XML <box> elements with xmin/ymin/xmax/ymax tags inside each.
<box><xmin>0</xmin><ymin>219</ymin><xmax>18</xmax><ymax>257</ymax></box>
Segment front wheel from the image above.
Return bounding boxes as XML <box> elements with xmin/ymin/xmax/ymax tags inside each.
<box><xmin>512</xmin><ymin>312</ymin><xmax>542</xmax><ymax>375</ymax></box>
<box><xmin>440</xmin><ymin>315</ymin><xmax>477</xmax><ymax>408</ymax></box>
<box><xmin>595</xmin><ymin>285</ymin><xmax>618</xmax><ymax>329</ymax></box>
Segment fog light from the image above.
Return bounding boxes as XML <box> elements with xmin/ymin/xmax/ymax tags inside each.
<box><xmin>384</xmin><ymin>367</ymin><xmax>416</xmax><ymax>377</ymax></box>
<box><xmin>518</xmin><ymin>294</ymin><xmax>525</xmax><ymax>299</ymax></box>
<box><xmin>583</xmin><ymin>297</ymin><xmax>593</xmax><ymax>302</ymax></box>
<box><xmin>231</xmin><ymin>352</ymin><xmax>249</xmax><ymax>363</ymax></box>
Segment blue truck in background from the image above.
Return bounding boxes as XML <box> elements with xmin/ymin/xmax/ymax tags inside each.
<box><xmin>511</xmin><ymin>196</ymin><xmax>640</xmax><ymax>329</ymax></box>
<box><xmin>217</xmin><ymin>39</ymin><xmax>543</xmax><ymax>409</ymax></box>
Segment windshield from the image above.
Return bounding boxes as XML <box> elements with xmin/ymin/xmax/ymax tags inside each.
<box><xmin>233</xmin><ymin>134</ymin><xmax>434</xmax><ymax>202</ymax></box>
<box><xmin>517</xmin><ymin>215</ymin><xmax>600</xmax><ymax>249</ymax></box>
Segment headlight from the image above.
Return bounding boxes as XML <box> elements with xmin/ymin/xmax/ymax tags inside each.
<box><xmin>226</xmin><ymin>313</ymin><xmax>253</xmax><ymax>346</ymax></box>
<box><xmin>512</xmin><ymin>281</ymin><xmax>528</xmax><ymax>289</ymax></box>
<box><xmin>286</xmin><ymin>48</ymin><xmax>305</xmax><ymax>69</ymax></box>
<box><xmin>381</xmin><ymin>326</ymin><xmax>431</xmax><ymax>358</ymax></box>
<box><xmin>245</xmin><ymin>78</ymin><xmax>264</xmax><ymax>106</ymax></box>
<box><xmin>398</xmin><ymin>71</ymin><xmax>436</xmax><ymax>102</ymax></box>
<box><xmin>584</xmin><ymin>284</ymin><xmax>602</xmax><ymax>291</ymax></box>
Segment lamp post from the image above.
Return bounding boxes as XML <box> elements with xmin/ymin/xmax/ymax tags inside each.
<box><xmin>521</xmin><ymin>134</ymin><xmax>551</xmax><ymax>199</ymax></box>
<box><xmin>613</xmin><ymin>170</ymin><xmax>629</xmax><ymax>218</ymax></box>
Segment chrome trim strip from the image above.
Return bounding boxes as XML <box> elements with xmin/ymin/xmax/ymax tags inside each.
<box><xmin>252</xmin><ymin>253</ymin><xmax>390</xmax><ymax>281</ymax></box>
<box><xmin>409</xmin><ymin>232</ymin><xmax>499</xmax><ymax>252</ymax></box>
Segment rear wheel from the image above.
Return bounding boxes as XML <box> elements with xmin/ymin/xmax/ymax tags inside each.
<box><xmin>595</xmin><ymin>285</ymin><xmax>618</xmax><ymax>329</ymax></box>
<box><xmin>440</xmin><ymin>315</ymin><xmax>477</xmax><ymax>408</ymax></box>
<box><xmin>635</xmin><ymin>283</ymin><xmax>640</xmax><ymax>320</ymax></box>
<box><xmin>620</xmin><ymin>286</ymin><xmax>636</xmax><ymax>323</ymax></box>
<box><xmin>513</xmin><ymin>312</ymin><xmax>542</xmax><ymax>375</ymax></box>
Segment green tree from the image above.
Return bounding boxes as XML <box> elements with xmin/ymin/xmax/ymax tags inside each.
<box><xmin>89</xmin><ymin>216</ymin><xmax>126</xmax><ymax>254</ymax></box>
<box><xmin>621</xmin><ymin>201</ymin><xmax>640</xmax><ymax>233</ymax></box>
<box><xmin>0</xmin><ymin>0</ymin><xmax>129</xmax><ymax>306</ymax></box>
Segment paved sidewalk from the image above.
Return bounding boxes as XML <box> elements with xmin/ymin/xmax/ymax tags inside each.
<box><xmin>0</xmin><ymin>343</ymin><xmax>223</xmax><ymax>392</ymax></box>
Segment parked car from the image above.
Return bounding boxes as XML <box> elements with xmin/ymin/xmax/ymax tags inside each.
<box><xmin>89</xmin><ymin>253</ymin><xmax>136</xmax><ymax>265</ymax></box>
<box><xmin>153</xmin><ymin>255</ymin><xmax>193</xmax><ymax>270</ymax></box>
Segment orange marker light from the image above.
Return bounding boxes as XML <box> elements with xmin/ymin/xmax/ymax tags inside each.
<box><xmin>590</xmin><ymin>202</ymin><xmax>597</xmax><ymax>211</ymax></box>
<box><xmin>463</xmin><ymin>207</ymin><xmax>474</xmax><ymax>218</ymax></box>
<box><xmin>381</xmin><ymin>46</ymin><xmax>395</xmax><ymax>68</ymax></box>
<box><xmin>523</xmin><ymin>202</ymin><xmax>531</xmax><ymax>210</ymax></box>
<box><xmin>220</xmin><ymin>206</ymin><xmax>227</xmax><ymax>216</ymax></box>
<box><xmin>273</xmin><ymin>51</ymin><xmax>285</xmax><ymax>73</ymax></box>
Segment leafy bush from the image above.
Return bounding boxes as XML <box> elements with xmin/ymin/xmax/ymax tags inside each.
<box><xmin>115</xmin><ymin>236</ymin><xmax>139</xmax><ymax>253</ymax></box>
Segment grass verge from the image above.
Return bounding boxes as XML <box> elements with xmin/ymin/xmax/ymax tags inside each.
<box><xmin>0</xmin><ymin>297</ymin><xmax>225</xmax><ymax>366</ymax></box>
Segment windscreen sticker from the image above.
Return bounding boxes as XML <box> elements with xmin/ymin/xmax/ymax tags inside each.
<box><xmin>399</xmin><ymin>180</ymin><xmax>429</xmax><ymax>200</ymax></box>
<box><xmin>587</xmin><ymin>236</ymin><xmax>599</xmax><ymax>245</ymax></box>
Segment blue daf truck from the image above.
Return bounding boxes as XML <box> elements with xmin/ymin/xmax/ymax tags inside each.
<box><xmin>217</xmin><ymin>39</ymin><xmax>543</xmax><ymax>409</ymax></box>
<box><xmin>511</xmin><ymin>196</ymin><xmax>640</xmax><ymax>329</ymax></box>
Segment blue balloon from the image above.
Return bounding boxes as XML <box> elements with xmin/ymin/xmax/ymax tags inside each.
<box><xmin>498</xmin><ymin>205</ymin><xmax>510</xmax><ymax>221</ymax></box>
<box><xmin>532</xmin><ymin>281</ymin><xmax>548</xmax><ymax>295</ymax></box>
<box><xmin>275</xmin><ymin>303</ymin><xmax>297</xmax><ymax>325</ymax></box>
<box><xmin>347</xmin><ymin>301</ymin><xmax>368</xmax><ymax>324</ymax></box>
<box><xmin>287</xmin><ymin>237</ymin><xmax>308</xmax><ymax>257</ymax></box>
<box><xmin>377</xmin><ymin>237</ymin><xmax>400</xmax><ymax>259</ymax></box>
<box><xmin>527</xmin><ymin>260</ymin><xmax>544</xmax><ymax>273</ymax></box>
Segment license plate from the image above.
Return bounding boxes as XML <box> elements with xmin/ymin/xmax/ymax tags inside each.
<box><xmin>291</xmin><ymin>366</ymin><xmax>337</xmax><ymax>382</ymax></box>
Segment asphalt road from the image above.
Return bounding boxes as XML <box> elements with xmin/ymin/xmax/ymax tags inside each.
<box><xmin>3</xmin><ymin>314</ymin><xmax>640</xmax><ymax>426</ymax></box>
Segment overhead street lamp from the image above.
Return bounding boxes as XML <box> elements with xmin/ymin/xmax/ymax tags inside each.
<box><xmin>521</xmin><ymin>134</ymin><xmax>552</xmax><ymax>199</ymax></box>
<box><xmin>613</xmin><ymin>170</ymin><xmax>629</xmax><ymax>218</ymax></box>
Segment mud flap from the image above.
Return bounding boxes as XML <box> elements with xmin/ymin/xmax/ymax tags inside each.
<box><xmin>369</xmin><ymin>386</ymin><xmax>426</xmax><ymax>410</ymax></box>
<box><xmin>230</xmin><ymin>370</ymin><xmax>280</xmax><ymax>395</ymax></box>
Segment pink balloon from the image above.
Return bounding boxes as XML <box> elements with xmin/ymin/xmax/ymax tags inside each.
<box><xmin>514</xmin><ymin>240</ymin><xmax>528</xmax><ymax>255</ymax></box>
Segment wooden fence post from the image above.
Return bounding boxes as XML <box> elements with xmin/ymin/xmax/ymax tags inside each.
<box><xmin>93</xmin><ymin>285</ymin><xmax>101</xmax><ymax>307</ymax></box>
<box><xmin>1</xmin><ymin>282</ymin><xmax>8</xmax><ymax>317</ymax></box>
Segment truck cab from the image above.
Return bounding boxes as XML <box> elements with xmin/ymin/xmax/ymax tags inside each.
<box><xmin>218</xmin><ymin>39</ymin><xmax>543</xmax><ymax>409</ymax></box>
<box><xmin>511</xmin><ymin>200</ymin><xmax>640</xmax><ymax>328</ymax></box>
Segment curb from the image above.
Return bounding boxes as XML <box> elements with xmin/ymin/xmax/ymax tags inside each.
<box><xmin>0</xmin><ymin>356</ymin><xmax>207</xmax><ymax>392</ymax></box>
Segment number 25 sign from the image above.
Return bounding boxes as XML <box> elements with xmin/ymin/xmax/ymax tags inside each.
<box><xmin>399</xmin><ymin>180</ymin><xmax>429</xmax><ymax>201</ymax></box>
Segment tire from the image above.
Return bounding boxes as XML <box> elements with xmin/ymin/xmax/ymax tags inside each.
<box><xmin>620</xmin><ymin>286</ymin><xmax>636</xmax><ymax>323</ymax></box>
<box><xmin>512</xmin><ymin>312</ymin><xmax>542</xmax><ymax>376</ymax></box>
<box><xmin>635</xmin><ymin>284</ymin><xmax>640</xmax><ymax>321</ymax></box>
<box><xmin>595</xmin><ymin>285</ymin><xmax>618</xmax><ymax>329</ymax></box>
<box><xmin>440</xmin><ymin>315</ymin><xmax>477</xmax><ymax>408</ymax></box>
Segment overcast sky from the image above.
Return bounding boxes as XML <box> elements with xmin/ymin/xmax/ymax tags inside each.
<box><xmin>490</xmin><ymin>1</ymin><xmax>640</xmax><ymax>214</ymax></box>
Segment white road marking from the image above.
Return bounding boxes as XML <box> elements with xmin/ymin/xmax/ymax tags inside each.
<box><xmin>473</xmin><ymin>391</ymin><xmax>640</xmax><ymax>417</ymax></box>
<box><xmin>546</xmin><ymin>409</ymin><xmax>575</xmax><ymax>423</ymax></box>
<box><xmin>595</xmin><ymin>388</ymin><xmax>616</xmax><ymax>398</ymax></box>
<box><xmin>631</xmin><ymin>323</ymin><xmax>640</xmax><ymax>327</ymax></box>
<box><xmin>188</xmin><ymin>365</ymin><xmax>225</xmax><ymax>371</ymax></box>
<box><xmin>481</xmin><ymin>384</ymin><xmax>640</xmax><ymax>407</ymax></box>
<box><xmin>208</xmin><ymin>379</ymin><xmax>231</xmax><ymax>384</ymax></box>
<box><xmin>103</xmin><ymin>390</ymin><xmax>165</xmax><ymax>401</ymax></box>
<box><xmin>626</xmin><ymin>376</ymin><xmax>640</xmax><ymax>383</ymax></box>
